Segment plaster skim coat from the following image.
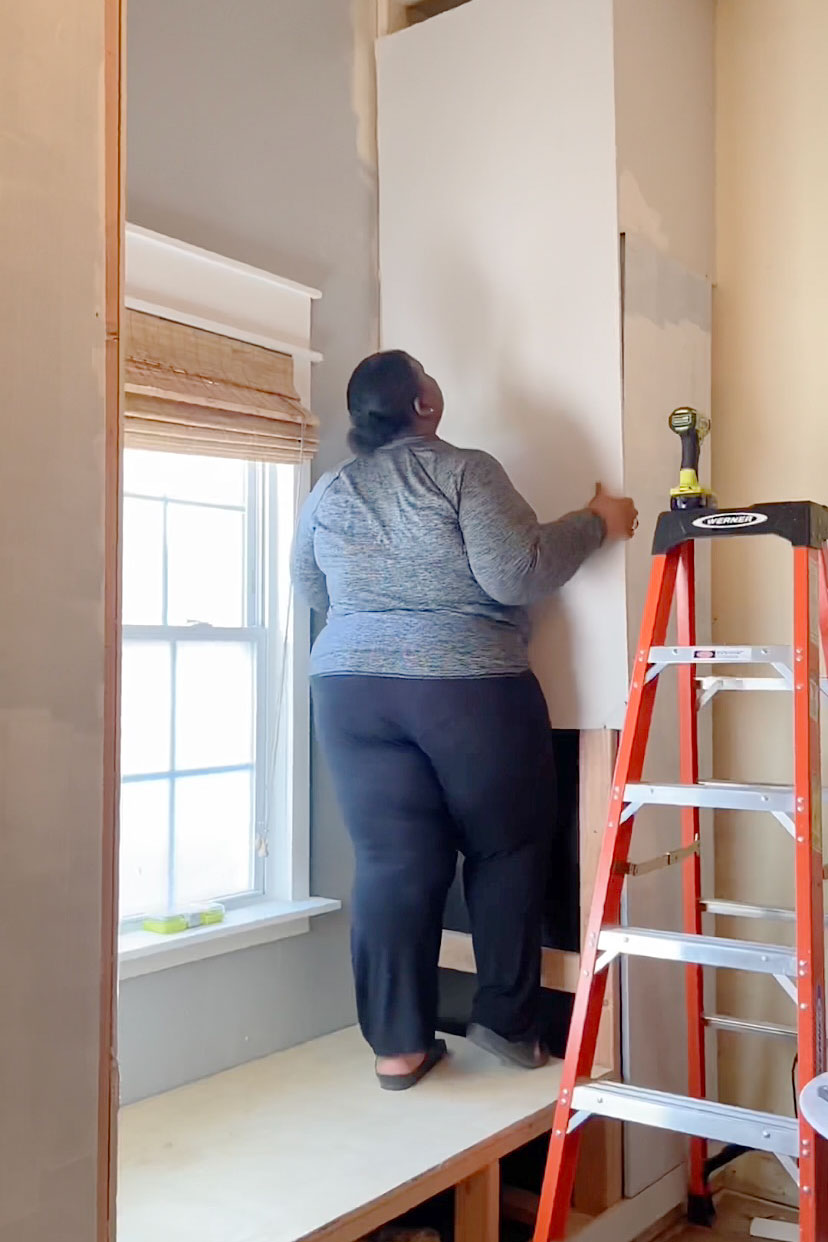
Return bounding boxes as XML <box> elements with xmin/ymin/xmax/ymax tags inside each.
<box><xmin>0</xmin><ymin>0</ymin><xmax>119</xmax><ymax>1236</ymax></box>
<box><xmin>713</xmin><ymin>0</ymin><xmax>828</xmax><ymax>1201</ymax></box>
<box><xmin>121</xmin><ymin>0</ymin><xmax>378</xmax><ymax>1102</ymax></box>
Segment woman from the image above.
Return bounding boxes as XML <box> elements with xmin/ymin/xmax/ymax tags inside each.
<box><xmin>292</xmin><ymin>351</ymin><xmax>637</xmax><ymax>1090</ymax></box>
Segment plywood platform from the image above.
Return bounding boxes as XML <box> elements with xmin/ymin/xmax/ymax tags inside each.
<box><xmin>118</xmin><ymin>1026</ymin><xmax>566</xmax><ymax>1242</ymax></box>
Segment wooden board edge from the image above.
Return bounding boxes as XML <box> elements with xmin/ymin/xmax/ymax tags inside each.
<box><xmin>574</xmin><ymin>728</ymin><xmax>622</xmax><ymax>1216</ymax></box>
<box><xmin>376</xmin><ymin>0</ymin><xmax>411</xmax><ymax>36</ymax></box>
<box><xmin>98</xmin><ymin>0</ymin><xmax>125</xmax><ymax>1238</ymax></box>
<box><xmin>300</xmin><ymin>1102</ymin><xmax>557</xmax><ymax>1242</ymax></box>
<box><xmin>439</xmin><ymin>930</ymin><xmax>581</xmax><ymax>994</ymax></box>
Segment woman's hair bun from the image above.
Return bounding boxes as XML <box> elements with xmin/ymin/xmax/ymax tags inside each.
<box><xmin>346</xmin><ymin>351</ymin><xmax>420</xmax><ymax>455</ymax></box>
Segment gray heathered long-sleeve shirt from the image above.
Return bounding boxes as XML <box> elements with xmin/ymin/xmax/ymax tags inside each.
<box><xmin>291</xmin><ymin>436</ymin><xmax>605</xmax><ymax>678</ymax></box>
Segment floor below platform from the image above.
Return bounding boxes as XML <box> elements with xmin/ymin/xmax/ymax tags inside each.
<box><xmin>657</xmin><ymin>1191</ymin><xmax>798</xmax><ymax>1242</ymax></box>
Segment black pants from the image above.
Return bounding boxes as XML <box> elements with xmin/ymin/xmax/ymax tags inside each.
<box><xmin>312</xmin><ymin>672</ymin><xmax>556</xmax><ymax>1056</ymax></box>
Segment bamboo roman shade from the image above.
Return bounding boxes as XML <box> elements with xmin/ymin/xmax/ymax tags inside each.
<box><xmin>124</xmin><ymin>310</ymin><xmax>318</xmax><ymax>463</ymax></box>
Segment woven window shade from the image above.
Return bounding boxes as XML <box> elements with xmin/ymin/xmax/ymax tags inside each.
<box><xmin>124</xmin><ymin>311</ymin><xmax>318</xmax><ymax>463</ymax></box>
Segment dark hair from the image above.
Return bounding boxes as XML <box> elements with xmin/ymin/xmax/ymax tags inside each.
<box><xmin>346</xmin><ymin>351</ymin><xmax>420</xmax><ymax>455</ymax></box>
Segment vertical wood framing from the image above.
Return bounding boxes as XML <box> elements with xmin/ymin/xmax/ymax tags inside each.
<box><xmin>675</xmin><ymin>541</ymin><xmax>708</xmax><ymax>1205</ymax></box>
<box><xmin>455</xmin><ymin>1160</ymin><xmax>500</xmax><ymax>1242</ymax></box>
<box><xmin>99</xmin><ymin>0</ymin><xmax>125</xmax><ymax>1236</ymax></box>
<box><xmin>573</xmin><ymin>728</ymin><xmax>623</xmax><ymax>1215</ymax></box>
<box><xmin>792</xmin><ymin>547</ymin><xmax>828</xmax><ymax>1241</ymax></box>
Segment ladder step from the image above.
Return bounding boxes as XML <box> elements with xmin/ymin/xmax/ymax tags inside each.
<box><xmin>570</xmin><ymin>1081</ymin><xmax>798</xmax><ymax>1157</ymax></box>
<box><xmin>622</xmin><ymin>780</ymin><xmax>822</xmax><ymax>815</ymax></box>
<box><xmin>596</xmin><ymin>927</ymin><xmax>796</xmax><ymax>976</ymax></box>
<box><xmin>649</xmin><ymin>645</ymin><xmax>791</xmax><ymax>667</ymax></box>
<box><xmin>702</xmin><ymin>897</ymin><xmax>828</xmax><ymax>928</ymax></box>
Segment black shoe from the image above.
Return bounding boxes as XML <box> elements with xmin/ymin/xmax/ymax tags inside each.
<box><xmin>466</xmin><ymin>1023</ymin><xmax>549</xmax><ymax>1068</ymax></box>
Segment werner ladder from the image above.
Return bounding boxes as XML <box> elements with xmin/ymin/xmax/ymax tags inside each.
<box><xmin>533</xmin><ymin>501</ymin><xmax>828</xmax><ymax>1242</ymax></box>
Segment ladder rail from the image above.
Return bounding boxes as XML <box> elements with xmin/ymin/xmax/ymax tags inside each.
<box><xmin>792</xmin><ymin>547</ymin><xmax>828</xmax><ymax>1235</ymax></box>
<box><xmin>533</xmin><ymin>549</ymin><xmax>680</xmax><ymax>1242</ymax></box>
<box><xmin>676</xmin><ymin>540</ymin><xmax>708</xmax><ymax>1206</ymax></box>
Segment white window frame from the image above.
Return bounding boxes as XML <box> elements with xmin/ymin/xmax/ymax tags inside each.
<box><xmin>119</xmin><ymin>225</ymin><xmax>339</xmax><ymax>978</ymax></box>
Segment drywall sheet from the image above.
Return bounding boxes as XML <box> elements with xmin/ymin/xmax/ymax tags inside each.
<box><xmin>620</xmin><ymin>233</ymin><xmax>713</xmax><ymax>1197</ymax></box>
<box><xmin>0</xmin><ymin>2</ymin><xmax>114</xmax><ymax>1237</ymax></box>
<box><xmin>378</xmin><ymin>0</ymin><xmax>627</xmax><ymax>729</ymax></box>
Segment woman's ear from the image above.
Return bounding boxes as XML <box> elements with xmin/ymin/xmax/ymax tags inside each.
<box><xmin>414</xmin><ymin>397</ymin><xmax>433</xmax><ymax>419</ymax></box>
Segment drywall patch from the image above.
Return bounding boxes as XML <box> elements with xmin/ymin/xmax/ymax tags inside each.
<box><xmin>623</xmin><ymin>233</ymin><xmax>712</xmax><ymax>330</ymax></box>
<box><xmin>618</xmin><ymin>169</ymin><xmax>670</xmax><ymax>255</ymax></box>
<box><xmin>351</xmin><ymin>0</ymin><xmax>379</xmax><ymax>169</ymax></box>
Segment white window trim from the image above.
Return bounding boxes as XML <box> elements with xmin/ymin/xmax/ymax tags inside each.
<box><xmin>119</xmin><ymin>898</ymin><xmax>341</xmax><ymax>980</ymax></box>
<box><xmin>119</xmin><ymin>225</ymin><xmax>339</xmax><ymax>976</ymax></box>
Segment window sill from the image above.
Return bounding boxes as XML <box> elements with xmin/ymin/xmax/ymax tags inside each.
<box><xmin>118</xmin><ymin>897</ymin><xmax>341</xmax><ymax>980</ymax></box>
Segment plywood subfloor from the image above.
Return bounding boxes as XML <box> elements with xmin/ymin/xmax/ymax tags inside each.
<box><xmin>118</xmin><ymin>1026</ymin><xmax>566</xmax><ymax>1242</ymax></box>
<box><xmin>658</xmin><ymin>1191</ymin><xmax>798</xmax><ymax>1241</ymax></box>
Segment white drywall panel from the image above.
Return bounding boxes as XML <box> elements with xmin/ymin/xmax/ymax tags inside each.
<box><xmin>620</xmin><ymin>234</ymin><xmax>713</xmax><ymax>1197</ymax></box>
<box><xmin>0</xmin><ymin>1</ymin><xmax>113</xmax><ymax>1236</ymax></box>
<box><xmin>378</xmin><ymin>0</ymin><xmax>627</xmax><ymax>730</ymax></box>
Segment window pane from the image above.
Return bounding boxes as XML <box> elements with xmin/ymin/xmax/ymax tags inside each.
<box><xmin>123</xmin><ymin>448</ymin><xmax>169</xmax><ymax>499</ymax></box>
<box><xmin>122</xmin><ymin>497</ymin><xmax>164</xmax><ymax>625</ymax></box>
<box><xmin>119</xmin><ymin>780</ymin><xmax>170</xmax><ymax>919</ymax></box>
<box><xmin>121</xmin><ymin>642</ymin><xmax>172</xmax><ymax>776</ymax></box>
<box><xmin>124</xmin><ymin>448</ymin><xmax>246</xmax><ymax>507</ymax></box>
<box><xmin>173</xmin><ymin>770</ymin><xmax>253</xmax><ymax>905</ymax></box>
<box><xmin>161</xmin><ymin>454</ymin><xmax>246</xmax><ymax>507</ymax></box>
<box><xmin>175</xmin><ymin>642</ymin><xmax>255</xmax><ymax>771</ymax></box>
<box><xmin>166</xmin><ymin>504</ymin><xmax>245</xmax><ymax>626</ymax></box>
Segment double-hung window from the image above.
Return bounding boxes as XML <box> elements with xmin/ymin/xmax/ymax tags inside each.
<box><xmin>118</xmin><ymin>307</ymin><xmax>317</xmax><ymax>933</ymax></box>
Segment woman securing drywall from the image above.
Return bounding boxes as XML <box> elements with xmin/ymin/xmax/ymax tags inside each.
<box><xmin>291</xmin><ymin>351</ymin><xmax>637</xmax><ymax>1091</ymax></box>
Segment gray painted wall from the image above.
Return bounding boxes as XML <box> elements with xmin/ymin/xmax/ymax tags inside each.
<box><xmin>120</xmin><ymin>0</ymin><xmax>377</xmax><ymax>1102</ymax></box>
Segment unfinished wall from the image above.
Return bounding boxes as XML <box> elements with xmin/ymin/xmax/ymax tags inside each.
<box><xmin>614</xmin><ymin>0</ymin><xmax>715</xmax><ymax>282</ymax></box>
<box><xmin>613</xmin><ymin>0</ymin><xmax>716</xmax><ymax>1197</ymax></box>
<box><xmin>713</xmin><ymin>0</ymin><xmax>828</xmax><ymax>1196</ymax></box>
<box><xmin>0</xmin><ymin>0</ymin><xmax>118</xmax><ymax>1236</ymax></box>
<box><xmin>120</xmin><ymin>0</ymin><xmax>378</xmax><ymax>1101</ymax></box>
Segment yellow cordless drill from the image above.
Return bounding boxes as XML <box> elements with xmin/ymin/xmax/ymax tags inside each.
<box><xmin>668</xmin><ymin>407</ymin><xmax>714</xmax><ymax>511</ymax></box>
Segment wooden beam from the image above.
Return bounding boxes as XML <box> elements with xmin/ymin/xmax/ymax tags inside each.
<box><xmin>573</xmin><ymin>729</ymin><xmax>623</xmax><ymax>1217</ymax></box>
<box><xmin>455</xmin><ymin>1161</ymin><xmax>499</xmax><ymax>1242</ymax></box>
<box><xmin>376</xmin><ymin>0</ymin><xmax>410</xmax><ymax>35</ymax></box>
<box><xmin>503</xmin><ymin>1186</ymin><xmax>594</xmax><ymax>1233</ymax></box>
<box><xmin>440</xmin><ymin>930</ymin><xmax>581</xmax><ymax>993</ymax></box>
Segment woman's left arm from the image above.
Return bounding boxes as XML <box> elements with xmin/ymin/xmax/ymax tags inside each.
<box><xmin>290</xmin><ymin>483</ymin><xmax>330</xmax><ymax>615</ymax></box>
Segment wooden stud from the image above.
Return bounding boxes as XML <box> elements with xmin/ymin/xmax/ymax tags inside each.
<box><xmin>573</xmin><ymin>728</ymin><xmax>623</xmax><ymax>1217</ymax></box>
<box><xmin>455</xmin><ymin>1160</ymin><xmax>500</xmax><ymax>1242</ymax></box>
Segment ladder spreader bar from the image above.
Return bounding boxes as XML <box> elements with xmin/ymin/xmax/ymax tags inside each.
<box><xmin>704</xmin><ymin>1014</ymin><xmax>797</xmax><ymax>1041</ymax></box>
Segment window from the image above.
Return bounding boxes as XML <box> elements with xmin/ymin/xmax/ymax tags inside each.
<box><xmin>119</xmin><ymin>448</ymin><xmax>297</xmax><ymax>924</ymax></box>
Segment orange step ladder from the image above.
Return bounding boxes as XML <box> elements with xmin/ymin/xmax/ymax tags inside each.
<box><xmin>533</xmin><ymin>501</ymin><xmax>828</xmax><ymax>1242</ymax></box>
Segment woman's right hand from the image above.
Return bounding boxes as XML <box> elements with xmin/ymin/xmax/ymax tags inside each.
<box><xmin>588</xmin><ymin>482</ymin><xmax>638</xmax><ymax>541</ymax></box>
